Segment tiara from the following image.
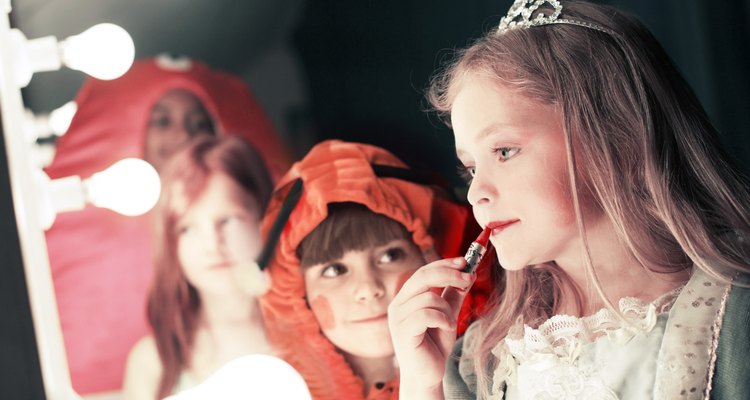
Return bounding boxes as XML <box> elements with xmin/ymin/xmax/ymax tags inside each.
<box><xmin>497</xmin><ymin>0</ymin><xmax>614</xmax><ymax>35</ymax></box>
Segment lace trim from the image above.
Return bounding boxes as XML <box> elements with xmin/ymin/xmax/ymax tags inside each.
<box><xmin>505</xmin><ymin>284</ymin><xmax>682</xmax><ymax>355</ymax></box>
<box><xmin>488</xmin><ymin>284</ymin><xmax>684</xmax><ymax>397</ymax></box>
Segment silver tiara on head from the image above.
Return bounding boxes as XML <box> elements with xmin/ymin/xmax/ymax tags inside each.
<box><xmin>497</xmin><ymin>0</ymin><xmax>614</xmax><ymax>35</ymax></box>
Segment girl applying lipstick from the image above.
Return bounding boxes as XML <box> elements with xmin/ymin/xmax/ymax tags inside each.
<box><xmin>388</xmin><ymin>1</ymin><xmax>750</xmax><ymax>399</ymax></box>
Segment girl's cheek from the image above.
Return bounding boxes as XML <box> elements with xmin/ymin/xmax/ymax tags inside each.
<box><xmin>309</xmin><ymin>295</ymin><xmax>336</xmax><ymax>330</ymax></box>
<box><xmin>395</xmin><ymin>270</ymin><xmax>416</xmax><ymax>294</ymax></box>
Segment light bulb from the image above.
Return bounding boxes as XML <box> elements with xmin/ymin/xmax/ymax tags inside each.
<box><xmin>166</xmin><ymin>355</ymin><xmax>311</xmax><ymax>400</ymax></box>
<box><xmin>10</xmin><ymin>24</ymin><xmax>134</xmax><ymax>87</ymax></box>
<box><xmin>60</xmin><ymin>23</ymin><xmax>135</xmax><ymax>80</ymax></box>
<box><xmin>84</xmin><ymin>158</ymin><xmax>160</xmax><ymax>216</ymax></box>
<box><xmin>24</xmin><ymin>101</ymin><xmax>77</xmax><ymax>142</ymax></box>
<box><xmin>48</xmin><ymin>101</ymin><xmax>77</xmax><ymax>135</ymax></box>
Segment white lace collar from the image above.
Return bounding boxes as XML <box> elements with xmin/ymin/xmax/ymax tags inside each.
<box><xmin>486</xmin><ymin>269</ymin><xmax>730</xmax><ymax>399</ymax></box>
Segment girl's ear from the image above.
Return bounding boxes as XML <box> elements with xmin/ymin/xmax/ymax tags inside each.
<box><xmin>422</xmin><ymin>246</ymin><xmax>440</xmax><ymax>263</ymax></box>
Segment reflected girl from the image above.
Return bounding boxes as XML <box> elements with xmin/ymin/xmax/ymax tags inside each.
<box><xmin>144</xmin><ymin>89</ymin><xmax>215</xmax><ymax>172</ymax></box>
<box><xmin>123</xmin><ymin>135</ymin><xmax>275</xmax><ymax>399</ymax></box>
<box><xmin>43</xmin><ymin>55</ymin><xmax>291</xmax><ymax>395</ymax></box>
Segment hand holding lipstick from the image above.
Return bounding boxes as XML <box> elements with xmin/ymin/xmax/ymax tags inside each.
<box><xmin>387</xmin><ymin>256</ymin><xmax>478</xmax><ymax>399</ymax></box>
<box><xmin>461</xmin><ymin>226</ymin><xmax>491</xmax><ymax>274</ymax></box>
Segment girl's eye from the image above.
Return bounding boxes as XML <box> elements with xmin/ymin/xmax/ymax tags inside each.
<box><xmin>150</xmin><ymin>115</ymin><xmax>171</xmax><ymax>129</ymax></box>
<box><xmin>176</xmin><ymin>225</ymin><xmax>192</xmax><ymax>236</ymax></box>
<box><xmin>187</xmin><ymin>115</ymin><xmax>214</xmax><ymax>135</ymax></box>
<box><xmin>494</xmin><ymin>147</ymin><xmax>520</xmax><ymax>161</ymax></box>
<box><xmin>219</xmin><ymin>216</ymin><xmax>238</xmax><ymax>226</ymax></box>
<box><xmin>378</xmin><ymin>247</ymin><xmax>406</xmax><ymax>264</ymax></box>
<box><xmin>321</xmin><ymin>263</ymin><xmax>347</xmax><ymax>278</ymax></box>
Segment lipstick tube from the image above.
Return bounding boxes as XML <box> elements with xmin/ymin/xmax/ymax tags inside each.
<box><xmin>462</xmin><ymin>226</ymin><xmax>490</xmax><ymax>274</ymax></box>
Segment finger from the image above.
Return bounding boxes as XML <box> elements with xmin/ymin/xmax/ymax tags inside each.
<box><xmin>393</xmin><ymin>259</ymin><xmax>473</xmax><ymax>305</ymax></box>
<box><xmin>389</xmin><ymin>291</ymin><xmax>453</xmax><ymax>326</ymax></box>
<box><xmin>441</xmin><ymin>284</ymin><xmax>475</xmax><ymax>318</ymax></box>
<box><xmin>397</xmin><ymin>309</ymin><xmax>455</xmax><ymax>345</ymax></box>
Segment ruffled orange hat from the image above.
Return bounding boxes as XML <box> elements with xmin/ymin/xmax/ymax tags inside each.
<box><xmin>43</xmin><ymin>56</ymin><xmax>292</xmax><ymax>394</ymax></box>
<box><xmin>259</xmin><ymin>140</ymin><xmax>473</xmax><ymax>400</ymax></box>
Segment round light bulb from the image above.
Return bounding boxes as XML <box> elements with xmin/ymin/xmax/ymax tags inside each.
<box><xmin>166</xmin><ymin>355</ymin><xmax>311</xmax><ymax>400</ymax></box>
<box><xmin>48</xmin><ymin>101</ymin><xmax>77</xmax><ymax>136</ymax></box>
<box><xmin>84</xmin><ymin>158</ymin><xmax>160</xmax><ymax>216</ymax></box>
<box><xmin>60</xmin><ymin>23</ymin><xmax>135</xmax><ymax>80</ymax></box>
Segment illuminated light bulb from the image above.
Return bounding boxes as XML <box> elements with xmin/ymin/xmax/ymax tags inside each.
<box><xmin>59</xmin><ymin>23</ymin><xmax>135</xmax><ymax>80</ymax></box>
<box><xmin>10</xmin><ymin>23</ymin><xmax>134</xmax><ymax>87</ymax></box>
<box><xmin>36</xmin><ymin>158</ymin><xmax>161</xmax><ymax>230</ymax></box>
<box><xmin>47</xmin><ymin>101</ymin><xmax>77</xmax><ymax>136</ymax></box>
<box><xmin>85</xmin><ymin>158</ymin><xmax>160</xmax><ymax>216</ymax></box>
<box><xmin>166</xmin><ymin>355</ymin><xmax>311</xmax><ymax>400</ymax></box>
<box><xmin>24</xmin><ymin>101</ymin><xmax>78</xmax><ymax>142</ymax></box>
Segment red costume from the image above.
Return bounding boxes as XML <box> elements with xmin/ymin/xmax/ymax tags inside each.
<box><xmin>260</xmin><ymin>140</ymin><xmax>488</xmax><ymax>399</ymax></box>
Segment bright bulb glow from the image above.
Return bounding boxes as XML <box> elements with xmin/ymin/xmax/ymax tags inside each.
<box><xmin>85</xmin><ymin>158</ymin><xmax>160</xmax><ymax>216</ymax></box>
<box><xmin>24</xmin><ymin>101</ymin><xmax>77</xmax><ymax>142</ymax></box>
<box><xmin>60</xmin><ymin>23</ymin><xmax>135</xmax><ymax>80</ymax></box>
<box><xmin>166</xmin><ymin>355</ymin><xmax>311</xmax><ymax>400</ymax></box>
<box><xmin>48</xmin><ymin>101</ymin><xmax>77</xmax><ymax>135</ymax></box>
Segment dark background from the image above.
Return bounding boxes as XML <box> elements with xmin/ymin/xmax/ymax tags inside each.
<box><xmin>2</xmin><ymin>0</ymin><xmax>749</xmax><ymax>397</ymax></box>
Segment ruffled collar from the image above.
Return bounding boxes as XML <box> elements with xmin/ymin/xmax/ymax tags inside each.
<box><xmin>500</xmin><ymin>283</ymin><xmax>683</xmax><ymax>361</ymax></box>
<box><xmin>483</xmin><ymin>269</ymin><xmax>731</xmax><ymax>399</ymax></box>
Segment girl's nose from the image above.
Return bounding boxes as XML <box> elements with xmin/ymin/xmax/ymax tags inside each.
<box><xmin>204</xmin><ymin>227</ymin><xmax>227</xmax><ymax>255</ymax></box>
<box><xmin>466</xmin><ymin>166</ymin><xmax>494</xmax><ymax>207</ymax></box>
<box><xmin>353</xmin><ymin>270</ymin><xmax>385</xmax><ymax>302</ymax></box>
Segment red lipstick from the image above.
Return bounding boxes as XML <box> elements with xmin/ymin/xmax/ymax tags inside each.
<box><xmin>462</xmin><ymin>226</ymin><xmax>491</xmax><ymax>274</ymax></box>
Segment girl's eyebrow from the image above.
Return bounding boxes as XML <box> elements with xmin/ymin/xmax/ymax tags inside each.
<box><xmin>455</xmin><ymin>123</ymin><xmax>517</xmax><ymax>159</ymax></box>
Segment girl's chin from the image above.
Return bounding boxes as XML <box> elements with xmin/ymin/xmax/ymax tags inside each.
<box><xmin>495</xmin><ymin>254</ymin><xmax>529</xmax><ymax>272</ymax></box>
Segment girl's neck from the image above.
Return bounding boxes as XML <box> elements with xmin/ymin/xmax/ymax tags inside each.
<box><xmin>200</xmin><ymin>290</ymin><xmax>262</xmax><ymax>326</ymax></box>
<box><xmin>188</xmin><ymin>294</ymin><xmax>272</xmax><ymax>382</ymax></box>
<box><xmin>554</xmin><ymin>216</ymin><xmax>690</xmax><ymax>316</ymax></box>
<box><xmin>197</xmin><ymin>291</ymin><xmax>272</xmax><ymax>356</ymax></box>
<box><xmin>343</xmin><ymin>353</ymin><xmax>395</xmax><ymax>395</ymax></box>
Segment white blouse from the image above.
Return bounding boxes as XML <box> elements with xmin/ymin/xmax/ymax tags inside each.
<box><xmin>464</xmin><ymin>268</ymin><xmax>731</xmax><ymax>400</ymax></box>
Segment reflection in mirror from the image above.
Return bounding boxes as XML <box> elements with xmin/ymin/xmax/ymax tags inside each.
<box><xmin>122</xmin><ymin>134</ymin><xmax>278</xmax><ymax>399</ymax></box>
<box><xmin>42</xmin><ymin>55</ymin><xmax>292</xmax><ymax>399</ymax></box>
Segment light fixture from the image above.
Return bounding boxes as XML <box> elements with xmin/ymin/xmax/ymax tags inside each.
<box><xmin>10</xmin><ymin>23</ymin><xmax>135</xmax><ymax>87</ymax></box>
<box><xmin>0</xmin><ymin>1</ymin><xmax>140</xmax><ymax>397</ymax></box>
<box><xmin>166</xmin><ymin>355</ymin><xmax>312</xmax><ymax>400</ymax></box>
<box><xmin>23</xmin><ymin>101</ymin><xmax>77</xmax><ymax>167</ymax></box>
<box><xmin>36</xmin><ymin>158</ymin><xmax>161</xmax><ymax>230</ymax></box>
<box><xmin>24</xmin><ymin>101</ymin><xmax>77</xmax><ymax>141</ymax></box>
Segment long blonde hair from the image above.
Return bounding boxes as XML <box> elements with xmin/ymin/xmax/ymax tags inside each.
<box><xmin>428</xmin><ymin>1</ymin><xmax>750</xmax><ymax>397</ymax></box>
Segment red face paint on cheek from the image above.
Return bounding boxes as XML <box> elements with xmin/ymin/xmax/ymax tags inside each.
<box><xmin>309</xmin><ymin>295</ymin><xmax>336</xmax><ymax>330</ymax></box>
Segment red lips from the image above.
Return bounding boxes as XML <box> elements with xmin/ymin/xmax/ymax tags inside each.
<box><xmin>486</xmin><ymin>219</ymin><xmax>519</xmax><ymax>233</ymax></box>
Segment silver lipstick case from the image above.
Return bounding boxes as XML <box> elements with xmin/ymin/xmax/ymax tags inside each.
<box><xmin>462</xmin><ymin>242</ymin><xmax>486</xmax><ymax>273</ymax></box>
